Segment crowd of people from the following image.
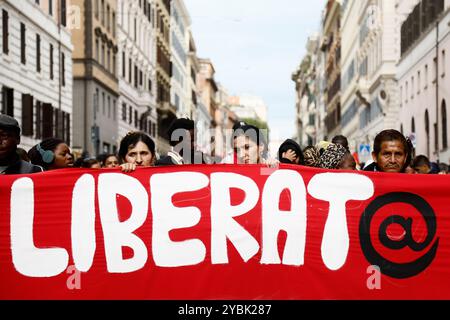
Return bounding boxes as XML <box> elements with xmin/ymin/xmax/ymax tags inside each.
<box><xmin>278</xmin><ymin>129</ymin><xmax>448</xmax><ymax>174</ymax></box>
<box><xmin>1</xmin><ymin>114</ymin><xmax>448</xmax><ymax>176</ymax></box>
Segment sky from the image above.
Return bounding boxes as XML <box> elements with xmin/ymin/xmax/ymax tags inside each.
<box><xmin>184</xmin><ymin>0</ymin><xmax>326</xmax><ymax>142</ymax></box>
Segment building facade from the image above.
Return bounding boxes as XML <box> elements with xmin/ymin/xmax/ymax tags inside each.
<box><xmin>117</xmin><ymin>0</ymin><xmax>157</xmax><ymax>145</ymax></box>
<box><xmin>1</xmin><ymin>0</ymin><xmax>72</xmax><ymax>150</ymax></box>
<box><xmin>187</xmin><ymin>30</ymin><xmax>200</xmax><ymax>121</ymax></box>
<box><xmin>155</xmin><ymin>0</ymin><xmax>175</xmax><ymax>154</ymax></box>
<box><xmin>214</xmin><ymin>84</ymin><xmax>236</xmax><ymax>159</ymax></box>
<box><xmin>72</xmin><ymin>0</ymin><xmax>119</xmax><ymax>156</ymax></box>
<box><xmin>195</xmin><ymin>98</ymin><xmax>211</xmax><ymax>157</ymax></box>
<box><xmin>397</xmin><ymin>0</ymin><xmax>450</xmax><ymax>163</ymax></box>
<box><xmin>186</xmin><ymin>30</ymin><xmax>209</xmax><ymax>155</ymax></box>
<box><xmin>340</xmin><ymin>0</ymin><xmax>363</xmax><ymax>153</ymax></box>
<box><xmin>228</xmin><ymin>94</ymin><xmax>268</xmax><ymax>126</ymax></box>
<box><xmin>197</xmin><ymin>58</ymin><xmax>218</xmax><ymax>125</ymax></box>
<box><xmin>294</xmin><ymin>0</ymin><xmax>403</xmax><ymax>163</ymax></box>
<box><xmin>351</xmin><ymin>0</ymin><xmax>401</xmax><ymax>158</ymax></box>
<box><xmin>292</xmin><ymin>33</ymin><xmax>324</xmax><ymax>147</ymax></box>
<box><xmin>322</xmin><ymin>0</ymin><xmax>342</xmax><ymax>139</ymax></box>
<box><xmin>170</xmin><ymin>0</ymin><xmax>191</xmax><ymax>119</ymax></box>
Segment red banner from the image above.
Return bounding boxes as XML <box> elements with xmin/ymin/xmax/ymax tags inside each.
<box><xmin>0</xmin><ymin>164</ymin><xmax>449</xmax><ymax>300</ymax></box>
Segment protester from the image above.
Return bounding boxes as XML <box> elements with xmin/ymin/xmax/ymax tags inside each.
<box><xmin>430</xmin><ymin>162</ymin><xmax>440</xmax><ymax>174</ymax></box>
<box><xmin>403</xmin><ymin>137</ymin><xmax>415</xmax><ymax>174</ymax></box>
<box><xmin>363</xmin><ymin>129</ymin><xmax>409</xmax><ymax>173</ymax></box>
<box><xmin>316</xmin><ymin>140</ymin><xmax>332</xmax><ymax>156</ymax></box>
<box><xmin>331</xmin><ymin>135</ymin><xmax>350</xmax><ymax>152</ymax></box>
<box><xmin>16</xmin><ymin>147</ymin><xmax>31</xmax><ymax>162</ymax></box>
<box><xmin>80</xmin><ymin>158</ymin><xmax>102</xmax><ymax>169</ymax></box>
<box><xmin>302</xmin><ymin>141</ymin><xmax>333</xmax><ymax>168</ymax></box>
<box><xmin>278</xmin><ymin>139</ymin><xmax>304</xmax><ymax>165</ymax></box>
<box><xmin>438</xmin><ymin>163</ymin><xmax>449</xmax><ymax>175</ymax></box>
<box><xmin>102</xmin><ymin>153</ymin><xmax>120</xmax><ymax>168</ymax></box>
<box><xmin>303</xmin><ymin>145</ymin><xmax>320</xmax><ymax>167</ymax></box>
<box><xmin>233</xmin><ymin>124</ymin><xmax>277</xmax><ymax>165</ymax></box>
<box><xmin>73</xmin><ymin>156</ymin><xmax>85</xmax><ymax>168</ymax></box>
<box><xmin>156</xmin><ymin>118</ymin><xmax>203</xmax><ymax>166</ymax></box>
<box><xmin>221</xmin><ymin>121</ymin><xmax>247</xmax><ymax>164</ymax></box>
<box><xmin>28</xmin><ymin>138</ymin><xmax>74</xmax><ymax>171</ymax></box>
<box><xmin>119</xmin><ymin>131</ymin><xmax>156</xmax><ymax>172</ymax></box>
<box><xmin>0</xmin><ymin>114</ymin><xmax>43</xmax><ymax>174</ymax></box>
<box><xmin>318</xmin><ymin>143</ymin><xmax>357</xmax><ymax>170</ymax></box>
<box><xmin>412</xmin><ymin>155</ymin><xmax>432</xmax><ymax>174</ymax></box>
<box><xmin>404</xmin><ymin>166</ymin><xmax>416</xmax><ymax>174</ymax></box>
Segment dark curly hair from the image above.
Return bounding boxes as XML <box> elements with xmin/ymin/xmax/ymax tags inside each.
<box><xmin>28</xmin><ymin>138</ymin><xmax>65</xmax><ymax>169</ymax></box>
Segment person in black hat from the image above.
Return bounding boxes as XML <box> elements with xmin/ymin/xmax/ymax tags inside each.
<box><xmin>0</xmin><ymin>114</ymin><xmax>43</xmax><ymax>174</ymax></box>
<box><xmin>278</xmin><ymin>139</ymin><xmax>304</xmax><ymax>165</ymax></box>
<box><xmin>156</xmin><ymin>118</ymin><xmax>202</xmax><ymax>166</ymax></box>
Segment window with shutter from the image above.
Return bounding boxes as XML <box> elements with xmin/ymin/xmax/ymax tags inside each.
<box><xmin>35</xmin><ymin>101</ymin><xmax>42</xmax><ymax>139</ymax></box>
<box><xmin>42</xmin><ymin>103</ymin><xmax>54</xmax><ymax>139</ymax></box>
<box><xmin>21</xmin><ymin>94</ymin><xmax>33</xmax><ymax>136</ymax></box>
<box><xmin>20</xmin><ymin>23</ymin><xmax>26</xmax><ymax>64</ymax></box>
<box><xmin>2</xmin><ymin>10</ymin><xmax>9</xmax><ymax>55</ymax></box>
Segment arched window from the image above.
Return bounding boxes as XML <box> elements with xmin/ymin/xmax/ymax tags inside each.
<box><xmin>425</xmin><ymin>109</ymin><xmax>430</xmax><ymax>158</ymax></box>
<box><xmin>443</xmin><ymin>100</ymin><xmax>448</xmax><ymax>149</ymax></box>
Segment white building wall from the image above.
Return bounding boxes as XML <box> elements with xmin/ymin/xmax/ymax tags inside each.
<box><xmin>397</xmin><ymin>3</ymin><xmax>450</xmax><ymax>163</ymax></box>
<box><xmin>117</xmin><ymin>0</ymin><xmax>157</xmax><ymax>144</ymax></box>
<box><xmin>315</xmin><ymin>37</ymin><xmax>327</xmax><ymax>143</ymax></box>
<box><xmin>345</xmin><ymin>0</ymin><xmax>401</xmax><ymax>156</ymax></box>
<box><xmin>0</xmin><ymin>0</ymin><xmax>73</xmax><ymax>150</ymax></box>
<box><xmin>340</xmin><ymin>0</ymin><xmax>364</xmax><ymax>152</ymax></box>
<box><xmin>186</xmin><ymin>43</ymin><xmax>198</xmax><ymax>121</ymax></box>
<box><xmin>171</xmin><ymin>0</ymin><xmax>190</xmax><ymax>119</ymax></box>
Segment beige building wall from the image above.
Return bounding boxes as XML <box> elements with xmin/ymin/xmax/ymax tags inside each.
<box><xmin>71</xmin><ymin>0</ymin><xmax>119</xmax><ymax>156</ymax></box>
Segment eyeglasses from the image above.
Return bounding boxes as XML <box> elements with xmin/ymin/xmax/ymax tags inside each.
<box><xmin>0</xmin><ymin>131</ymin><xmax>15</xmax><ymax>140</ymax></box>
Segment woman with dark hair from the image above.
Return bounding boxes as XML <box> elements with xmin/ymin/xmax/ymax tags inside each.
<box><xmin>119</xmin><ymin>132</ymin><xmax>156</xmax><ymax>172</ymax></box>
<box><xmin>233</xmin><ymin>125</ymin><xmax>277</xmax><ymax>165</ymax></box>
<box><xmin>28</xmin><ymin>138</ymin><xmax>74</xmax><ymax>171</ymax></box>
<box><xmin>102</xmin><ymin>154</ymin><xmax>120</xmax><ymax>168</ymax></box>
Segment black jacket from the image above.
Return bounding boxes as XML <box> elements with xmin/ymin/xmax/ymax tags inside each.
<box><xmin>156</xmin><ymin>150</ymin><xmax>208</xmax><ymax>166</ymax></box>
<box><xmin>363</xmin><ymin>162</ymin><xmax>378</xmax><ymax>172</ymax></box>
<box><xmin>155</xmin><ymin>155</ymin><xmax>179</xmax><ymax>166</ymax></box>
<box><xmin>1</xmin><ymin>157</ymin><xmax>43</xmax><ymax>175</ymax></box>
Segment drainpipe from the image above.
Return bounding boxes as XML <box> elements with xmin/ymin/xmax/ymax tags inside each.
<box><xmin>58</xmin><ymin>1</ymin><xmax>62</xmax><ymax>117</ymax></box>
<box><xmin>436</xmin><ymin>20</ymin><xmax>440</xmax><ymax>163</ymax></box>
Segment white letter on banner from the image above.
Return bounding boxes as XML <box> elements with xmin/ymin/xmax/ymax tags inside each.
<box><xmin>261</xmin><ymin>170</ymin><xmax>307</xmax><ymax>266</ymax></box>
<box><xmin>11</xmin><ymin>178</ymin><xmax>69</xmax><ymax>277</ymax></box>
<box><xmin>72</xmin><ymin>174</ymin><xmax>96</xmax><ymax>272</ymax></box>
<box><xmin>210</xmin><ymin>173</ymin><xmax>260</xmax><ymax>264</ymax></box>
<box><xmin>308</xmin><ymin>173</ymin><xmax>374</xmax><ymax>271</ymax></box>
<box><xmin>151</xmin><ymin>172</ymin><xmax>208</xmax><ymax>267</ymax></box>
<box><xmin>98</xmin><ymin>173</ymin><xmax>148</xmax><ymax>273</ymax></box>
